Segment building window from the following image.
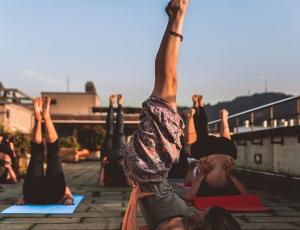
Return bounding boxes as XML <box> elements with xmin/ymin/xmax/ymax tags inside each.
<box><xmin>6</xmin><ymin>110</ymin><xmax>10</xmax><ymax>119</ymax></box>
<box><xmin>51</xmin><ymin>99</ymin><xmax>57</xmax><ymax>105</ymax></box>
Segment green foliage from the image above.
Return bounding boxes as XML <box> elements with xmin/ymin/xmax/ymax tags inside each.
<box><xmin>59</xmin><ymin>137</ymin><xmax>75</xmax><ymax>148</ymax></box>
<box><xmin>85</xmin><ymin>81</ymin><xmax>96</xmax><ymax>93</ymax></box>
<box><xmin>0</xmin><ymin>124</ymin><xmax>4</xmax><ymax>135</ymax></box>
<box><xmin>12</xmin><ymin>130</ymin><xmax>31</xmax><ymax>152</ymax></box>
<box><xmin>0</xmin><ymin>124</ymin><xmax>10</xmax><ymax>137</ymax></box>
<box><xmin>77</xmin><ymin>126</ymin><xmax>105</xmax><ymax>151</ymax></box>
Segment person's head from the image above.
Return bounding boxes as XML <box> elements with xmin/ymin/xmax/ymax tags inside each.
<box><xmin>1</xmin><ymin>135</ymin><xmax>10</xmax><ymax>145</ymax></box>
<box><xmin>191</xmin><ymin>207</ymin><xmax>241</xmax><ymax>230</ymax></box>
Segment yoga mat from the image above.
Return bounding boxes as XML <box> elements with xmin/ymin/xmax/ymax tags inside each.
<box><xmin>194</xmin><ymin>195</ymin><xmax>270</xmax><ymax>212</ymax></box>
<box><xmin>1</xmin><ymin>195</ymin><xmax>84</xmax><ymax>214</ymax></box>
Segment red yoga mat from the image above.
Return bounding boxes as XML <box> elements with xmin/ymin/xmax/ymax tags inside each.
<box><xmin>194</xmin><ymin>195</ymin><xmax>270</xmax><ymax>212</ymax></box>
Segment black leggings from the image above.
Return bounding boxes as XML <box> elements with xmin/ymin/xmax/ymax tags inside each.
<box><xmin>191</xmin><ymin>107</ymin><xmax>237</xmax><ymax>160</ymax></box>
<box><xmin>23</xmin><ymin>141</ymin><xmax>66</xmax><ymax>204</ymax></box>
<box><xmin>101</xmin><ymin>105</ymin><xmax>126</xmax><ymax>161</ymax></box>
<box><xmin>101</xmin><ymin>105</ymin><xmax>127</xmax><ymax>186</ymax></box>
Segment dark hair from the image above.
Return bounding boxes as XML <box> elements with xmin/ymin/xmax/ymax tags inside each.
<box><xmin>193</xmin><ymin>207</ymin><xmax>241</xmax><ymax>230</ymax></box>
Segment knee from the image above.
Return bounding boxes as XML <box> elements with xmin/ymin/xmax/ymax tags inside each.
<box><xmin>4</xmin><ymin>154</ymin><xmax>11</xmax><ymax>163</ymax></box>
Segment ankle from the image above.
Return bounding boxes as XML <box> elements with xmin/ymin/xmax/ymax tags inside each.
<box><xmin>43</xmin><ymin>114</ymin><xmax>51</xmax><ymax>120</ymax></box>
<box><xmin>35</xmin><ymin>118</ymin><xmax>42</xmax><ymax>122</ymax></box>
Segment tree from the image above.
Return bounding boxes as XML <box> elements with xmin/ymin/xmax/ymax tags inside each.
<box><xmin>85</xmin><ymin>81</ymin><xmax>96</xmax><ymax>94</ymax></box>
<box><xmin>77</xmin><ymin>126</ymin><xmax>105</xmax><ymax>152</ymax></box>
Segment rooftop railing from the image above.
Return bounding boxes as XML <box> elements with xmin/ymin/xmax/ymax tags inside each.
<box><xmin>208</xmin><ymin>95</ymin><xmax>300</xmax><ymax>134</ymax></box>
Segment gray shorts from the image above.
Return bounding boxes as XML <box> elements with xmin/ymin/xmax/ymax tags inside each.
<box><xmin>139</xmin><ymin>180</ymin><xmax>189</xmax><ymax>230</ymax></box>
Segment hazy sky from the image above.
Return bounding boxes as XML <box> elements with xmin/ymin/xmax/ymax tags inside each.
<box><xmin>0</xmin><ymin>0</ymin><xmax>299</xmax><ymax>106</ymax></box>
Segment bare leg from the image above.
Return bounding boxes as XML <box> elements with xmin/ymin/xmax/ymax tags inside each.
<box><xmin>42</xmin><ymin>96</ymin><xmax>67</xmax><ymax>203</ymax></box>
<box><xmin>23</xmin><ymin>97</ymin><xmax>45</xmax><ymax>203</ymax></box>
<box><xmin>183</xmin><ymin>108</ymin><xmax>197</xmax><ymax>146</ymax></box>
<box><xmin>154</xmin><ymin>2</ymin><xmax>190</xmax><ymax>228</ymax></box>
<box><xmin>42</xmin><ymin>97</ymin><xmax>58</xmax><ymax>143</ymax></box>
<box><xmin>152</xmin><ymin>0</ymin><xmax>190</xmax><ymax>109</ymax></box>
<box><xmin>32</xmin><ymin>97</ymin><xmax>43</xmax><ymax>144</ymax></box>
<box><xmin>220</xmin><ymin>109</ymin><xmax>231</xmax><ymax>140</ymax></box>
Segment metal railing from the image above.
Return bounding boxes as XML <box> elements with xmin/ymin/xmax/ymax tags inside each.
<box><xmin>208</xmin><ymin>95</ymin><xmax>300</xmax><ymax>134</ymax></box>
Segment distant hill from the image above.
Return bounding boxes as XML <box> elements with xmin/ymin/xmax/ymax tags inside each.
<box><xmin>179</xmin><ymin>92</ymin><xmax>293</xmax><ymax>121</ymax></box>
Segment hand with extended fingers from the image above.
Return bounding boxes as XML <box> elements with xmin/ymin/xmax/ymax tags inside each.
<box><xmin>197</xmin><ymin>157</ymin><xmax>215</xmax><ymax>179</ymax></box>
<box><xmin>223</xmin><ymin>156</ymin><xmax>236</xmax><ymax>178</ymax></box>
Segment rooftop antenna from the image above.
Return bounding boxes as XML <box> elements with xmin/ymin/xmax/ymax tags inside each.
<box><xmin>264</xmin><ymin>74</ymin><xmax>268</xmax><ymax>93</ymax></box>
<box><xmin>67</xmin><ymin>76</ymin><xmax>70</xmax><ymax>92</ymax></box>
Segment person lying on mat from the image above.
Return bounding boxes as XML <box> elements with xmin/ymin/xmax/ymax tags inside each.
<box><xmin>15</xmin><ymin>97</ymin><xmax>73</xmax><ymax>206</ymax></box>
<box><xmin>123</xmin><ymin>186</ymin><xmax>242</xmax><ymax>230</ymax></box>
<box><xmin>98</xmin><ymin>94</ymin><xmax>128</xmax><ymax>187</ymax></box>
<box><xmin>182</xmin><ymin>95</ymin><xmax>247</xmax><ymax>199</ymax></box>
<box><xmin>0</xmin><ymin>152</ymin><xmax>17</xmax><ymax>184</ymax></box>
<box><xmin>0</xmin><ymin>135</ymin><xmax>18</xmax><ymax>183</ymax></box>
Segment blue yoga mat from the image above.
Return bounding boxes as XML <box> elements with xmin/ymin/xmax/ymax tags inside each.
<box><xmin>1</xmin><ymin>195</ymin><xmax>84</xmax><ymax>214</ymax></box>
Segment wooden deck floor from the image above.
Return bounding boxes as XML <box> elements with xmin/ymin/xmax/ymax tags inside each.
<box><xmin>0</xmin><ymin>161</ymin><xmax>300</xmax><ymax>230</ymax></box>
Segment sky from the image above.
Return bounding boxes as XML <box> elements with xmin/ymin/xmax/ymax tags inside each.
<box><xmin>0</xmin><ymin>0</ymin><xmax>299</xmax><ymax>107</ymax></box>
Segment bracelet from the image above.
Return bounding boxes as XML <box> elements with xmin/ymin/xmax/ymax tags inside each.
<box><xmin>169</xmin><ymin>31</ymin><xmax>183</xmax><ymax>42</ymax></box>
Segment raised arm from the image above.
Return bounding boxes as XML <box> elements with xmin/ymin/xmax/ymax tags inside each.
<box><xmin>152</xmin><ymin>0</ymin><xmax>190</xmax><ymax>109</ymax></box>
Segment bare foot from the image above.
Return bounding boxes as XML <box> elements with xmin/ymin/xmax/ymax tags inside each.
<box><xmin>166</xmin><ymin>0</ymin><xmax>190</xmax><ymax>17</ymax></box>
<box><xmin>42</xmin><ymin>96</ymin><xmax>51</xmax><ymax>119</ymax></box>
<box><xmin>117</xmin><ymin>94</ymin><xmax>123</xmax><ymax>106</ymax></box>
<box><xmin>109</xmin><ymin>95</ymin><xmax>115</xmax><ymax>106</ymax></box>
<box><xmin>192</xmin><ymin>95</ymin><xmax>199</xmax><ymax>107</ymax></box>
<box><xmin>166</xmin><ymin>0</ymin><xmax>180</xmax><ymax>17</ymax></box>
<box><xmin>198</xmin><ymin>95</ymin><xmax>204</xmax><ymax>107</ymax></box>
<box><xmin>33</xmin><ymin>97</ymin><xmax>43</xmax><ymax>121</ymax></box>
<box><xmin>219</xmin><ymin>109</ymin><xmax>229</xmax><ymax>122</ymax></box>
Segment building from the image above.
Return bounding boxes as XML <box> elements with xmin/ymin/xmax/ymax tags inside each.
<box><xmin>41</xmin><ymin>82</ymin><xmax>140</xmax><ymax>139</ymax></box>
<box><xmin>41</xmin><ymin>92</ymin><xmax>100</xmax><ymax>115</ymax></box>
<box><xmin>0</xmin><ymin>82</ymin><xmax>33</xmax><ymax>134</ymax></box>
<box><xmin>0</xmin><ymin>102</ymin><xmax>33</xmax><ymax>133</ymax></box>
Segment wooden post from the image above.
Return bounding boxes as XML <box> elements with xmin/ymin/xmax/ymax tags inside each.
<box><xmin>297</xmin><ymin>98</ymin><xmax>300</xmax><ymax>125</ymax></box>
<box><xmin>270</xmin><ymin>107</ymin><xmax>275</xmax><ymax>128</ymax></box>
<box><xmin>250</xmin><ymin>112</ymin><xmax>254</xmax><ymax>131</ymax></box>
<box><xmin>235</xmin><ymin>117</ymin><xmax>240</xmax><ymax>134</ymax></box>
